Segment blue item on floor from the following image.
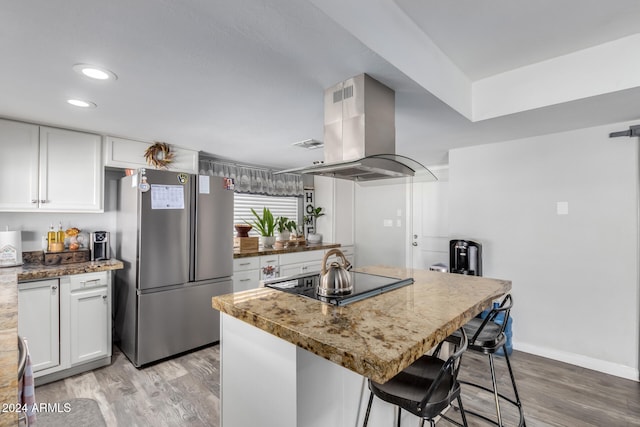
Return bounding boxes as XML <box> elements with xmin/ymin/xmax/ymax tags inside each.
<box><xmin>480</xmin><ymin>302</ymin><xmax>513</xmax><ymax>356</ymax></box>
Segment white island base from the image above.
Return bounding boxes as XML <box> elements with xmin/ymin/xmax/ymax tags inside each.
<box><xmin>220</xmin><ymin>313</ymin><xmax>428</xmax><ymax>427</ymax></box>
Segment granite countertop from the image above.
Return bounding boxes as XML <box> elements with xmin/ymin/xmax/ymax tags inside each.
<box><xmin>0</xmin><ymin>268</ymin><xmax>18</xmax><ymax>426</ymax></box>
<box><xmin>16</xmin><ymin>257</ymin><xmax>124</xmax><ymax>281</ymax></box>
<box><xmin>234</xmin><ymin>242</ymin><xmax>340</xmax><ymax>258</ymax></box>
<box><xmin>212</xmin><ymin>265</ymin><xmax>511</xmax><ymax>384</ymax></box>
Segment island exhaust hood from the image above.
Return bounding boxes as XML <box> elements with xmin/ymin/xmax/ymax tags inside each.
<box><xmin>279</xmin><ymin>73</ymin><xmax>436</xmax><ymax>183</ymax></box>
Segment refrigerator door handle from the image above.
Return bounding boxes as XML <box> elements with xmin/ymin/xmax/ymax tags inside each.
<box><xmin>190</xmin><ymin>176</ymin><xmax>197</xmax><ymax>282</ymax></box>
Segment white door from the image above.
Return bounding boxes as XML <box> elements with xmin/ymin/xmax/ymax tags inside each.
<box><xmin>39</xmin><ymin>126</ymin><xmax>103</xmax><ymax>211</ymax></box>
<box><xmin>0</xmin><ymin>119</ymin><xmax>39</xmax><ymax>211</ymax></box>
<box><xmin>18</xmin><ymin>279</ymin><xmax>60</xmax><ymax>372</ymax></box>
<box><xmin>411</xmin><ymin>168</ymin><xmax>450</xmax><ymax>270</ymax></box>
<box><xmin>69</xmin><ymin>286</ymin><xmax>109</xmax><ymax>365</ymax></box>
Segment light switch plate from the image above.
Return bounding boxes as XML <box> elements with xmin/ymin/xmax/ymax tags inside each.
<box><xmin>557</xmin><ymin>201</ymin><xmax>569</xmax><ymax>215</ymax></box>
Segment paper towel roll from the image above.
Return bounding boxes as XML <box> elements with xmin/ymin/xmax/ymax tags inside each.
<box><xmin>0</xmin><ymin>230</ymin><xmax>23</xmax><ymax>267</ymax></box>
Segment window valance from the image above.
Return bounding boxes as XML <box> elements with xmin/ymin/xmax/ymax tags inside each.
<box><xmin>199</xmin><ymin>158</ymin><xmax>303</xmax><ymax>197</ymax></box>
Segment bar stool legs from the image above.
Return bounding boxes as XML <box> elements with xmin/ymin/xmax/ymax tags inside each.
<box><xmin>460</xmin><ymin>348</ymin><xmax>526</xmax><ymax>427</ymax></box>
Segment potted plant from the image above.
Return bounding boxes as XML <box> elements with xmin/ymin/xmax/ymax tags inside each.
<box><xmin>246</xmin><ymin>207</ymin><xmax>276</xmax><ymax>248</ymax></box>
<box><xmin>304</xmin><ymin>206</ymin><xmax>325</xmax><ymax>244</ymax></box>
<box><xmin>276</xmin><ymin>216</ymin><xmax>297</xmax><ymax>240</ymax></box>
<box><xmin>275</xmin><ymin>216</ymin><xmax>292</xmax><ymax>241</ymax></box>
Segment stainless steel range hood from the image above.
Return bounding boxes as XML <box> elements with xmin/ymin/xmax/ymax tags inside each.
<box><xmin>279</xmin><ymin>74</ymin><xmax>436</xmax><ymax>183</ymax></box>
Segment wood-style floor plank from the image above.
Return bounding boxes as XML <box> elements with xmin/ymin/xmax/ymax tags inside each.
<box><xmin>34</xmin><ymin>345</ymin><xmax>639</xmax><ymax>426</ymax></box>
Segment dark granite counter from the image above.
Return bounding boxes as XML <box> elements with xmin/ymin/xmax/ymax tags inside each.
<box><xmin>17</xmin><ymin>251</ymin><xmax>123</xmax><ymax>281</ymax></box>
<box><xmin>234</xmin><ymin>242</ymin><xmax>340</xmax><ymax>258</ymax></box>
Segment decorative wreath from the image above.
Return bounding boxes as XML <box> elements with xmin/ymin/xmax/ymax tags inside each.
<box><xmin>144</xmin><ymin>142</ymin><xmax>175</xmax><ymax>169</ymax></box>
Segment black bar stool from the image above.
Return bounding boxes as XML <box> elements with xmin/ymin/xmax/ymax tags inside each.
<box><xmin>363</xmin><ymin>328</ymin><xmax>469</xmax><ymax>427</ymax></box>
<box><xmin>447</xmin><ymin>294</ymin><xmax>526</xmax><ymax>426</ymax></box>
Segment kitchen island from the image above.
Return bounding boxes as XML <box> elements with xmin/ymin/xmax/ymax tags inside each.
<box><xmin>212</xmin><ymin>265</ymin><xmax>511</xmax><ymax>427</ymax></box>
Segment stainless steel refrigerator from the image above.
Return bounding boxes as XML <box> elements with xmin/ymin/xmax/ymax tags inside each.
<box><xmin>115</xmin><ymin>169</ymin><xmax>233</xmax><ymax>367</ymax></box>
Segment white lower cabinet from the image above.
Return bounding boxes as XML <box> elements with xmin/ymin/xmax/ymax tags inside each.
<box><xmin>232</xmin><ymin>257</ymin><xmax>260</xmax><ymax>292</ymax></box>
<box><xmin>18</xmin><ymin>271</ymin><xmax>112</xmax><ymax>384</ymax></box>
<box><xmin>17</xmin><ymin>279</ymin><xmax>60</xmax><ymax>372</ymax></box>
<box><xmin>338</xmin><ymin>245</ymin><xmax>355</xmax><ymax>267</ymax></box>
<box><xmin>232</xmin><ymin>248</ymin><xmax>352</xmax><ymax>291</ymax></box>
<box><xmin>259</xmin><ymin>255</ymin><xmax>279</xmax><ymax>280</ymax></box>
<box><xmin>68</xmin><ymin>272</ymin><xmax>111</xmax><ymax>365</ymax></box>
<box><xmin>279</xmin><ymin>251</ymin><xmax>324</xmax><ymax>277</ymax></box>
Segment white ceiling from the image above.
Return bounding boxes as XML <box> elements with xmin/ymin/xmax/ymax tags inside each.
<box><xmin>2</xmin><ymin>0</ymin><xmax>640</xmax><ymax>170</ymax></box>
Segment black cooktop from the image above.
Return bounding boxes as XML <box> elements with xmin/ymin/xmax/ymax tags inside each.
<box><xmin>263</xmin><ymin>271</ymin><xmax>413</xmax><ymax>306</ymax></box>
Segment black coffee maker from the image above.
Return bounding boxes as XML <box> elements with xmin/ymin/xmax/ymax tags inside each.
<box><xmin>449</xmin><ymin>239</ymin><xmax>482</xmax><ymax>276</ymax></box>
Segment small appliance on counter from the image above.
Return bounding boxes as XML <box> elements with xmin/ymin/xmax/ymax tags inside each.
<box><xmin>90</xmin><ymin>231</ymin><xmax>110</xmax><ymax>261</ymax></box>
<box><xmin>449</xmin><ymin>239</ymin><xmax>482</xmax><ymax>276</ymax></box>
<box><xmin>0</xmin><ymin>228</ymin><xmax>22</xmax><ymax>267</ymax></box>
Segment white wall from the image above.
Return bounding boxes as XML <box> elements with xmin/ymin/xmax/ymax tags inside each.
<box><xmin>354</xmin><ymin>182</ymin><xmax>408</xmax><ymax>268</ymax></box>
<box><xmin>448</xmin><ymin>120</ymin><xmax>639</xmax><ymax>380</ymax></box>
<box><xmin>0</xmin><ymin>169</ymin><xmax>124</xmax><ymax>253</ymax></box>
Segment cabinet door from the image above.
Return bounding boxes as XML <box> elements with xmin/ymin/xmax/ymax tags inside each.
<box><xmin>233</xmin><ymin>269</ymin><xmax>260</xmax><ymax>292</ymax></box>
<box><xmin>18</xmin><ymin>279</ymin><xmax>60</xmax><ymax>372</ymax></box>
<box><xmin>259</xmin><ymin>255</ymin><xmax>279</xmax><ymax>280</ymax></box>
<box><xmin>69</xmin><ymin>286</ymin><xmax>109</xmax><ymax>365</ymax></box>
<box><xmin>105</xmin><ymin>136</ymin><xmax>199</xmax><ymax>173</ymax></box>
<box><xmin>39</xmin><ymin>127</ymin><xmax>103</xmax><ymax>212</ymax></box>
<box><xmin>0</xmin><ymin>119</ymin><xmax>39</xmax><ymax>211</ymax></box>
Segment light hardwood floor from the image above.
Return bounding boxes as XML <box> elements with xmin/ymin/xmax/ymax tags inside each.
<box><xmin>35</xmin><ymin>345</ymin><xmax>640</xmax><ymax>426</ymax></box>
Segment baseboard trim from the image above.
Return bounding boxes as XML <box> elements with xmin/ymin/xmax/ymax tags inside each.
<box><xmin>513</xmin><ymin>341</ymin><xmax>638</xmax><ymax>382</ymax></box>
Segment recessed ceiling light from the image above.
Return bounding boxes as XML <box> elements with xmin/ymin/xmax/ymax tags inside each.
<box><xmin>72</xmin><ymin>63</ymin><xmax>118</xmax><ymax>81</ymax></box>
<box><xmin>67</xmin><ymin>99</ymin><xmax>97</xmax><ymax>108</ymax></box>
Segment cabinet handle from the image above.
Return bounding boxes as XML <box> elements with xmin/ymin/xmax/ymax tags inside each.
<box><xmin>301</xmin><ymin>266</ymin><xmax>308</xmax><ymax>270</ymax></box>
<box><xmin>102</xmin><ymin>295</ymin><xmax>107</xmax><ymax>300</ymax></box>
<box><xmin>265</xmin><ymin>259</ymin><xmax>276</xmax><ymax>263</ymax></box>
<box><xmin>40</xmin><ymin>200</ymin><xmax>47</xmax><ymax>203</ymax></box>
<box><xmin>239</xmin><ymin>262</ymin><xmax>251</xmax><ymax>266</ymax></box>
<box><xmin>81</xmin><ymin>279</ymin><xmax>101</xmax><ymax>286</ymax></box>
<box><xmin>239</xmin><ymin>278</ymin><xmax>251</xmax><ymax>282</ymax></box>
<box><xmin>31</xmin><ymin>199</ymin><xmax>38</xmax><ymax>204</ymax></box>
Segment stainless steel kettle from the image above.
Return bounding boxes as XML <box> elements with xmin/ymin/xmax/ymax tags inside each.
<box><xmin>317</xmin><ymin>248</ymin><xmax>353</xmax><ymax>297</ymax></box>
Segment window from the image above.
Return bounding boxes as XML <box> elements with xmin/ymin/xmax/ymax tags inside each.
<box><xmin>234</xmin><ymin>193</ymin><xmax>300</xmax><ymax>234</ymax></box>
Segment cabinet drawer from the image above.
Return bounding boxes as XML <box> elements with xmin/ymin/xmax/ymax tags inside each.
<box><xmin>233</xmin><ymin>269</ymin><xmax>260</xmax><ymax>292</ymax></box>
<box><xmin>233</xmin><ymin>257</ymin><xmax>260</xmax><ymax>271</ymax></box>
<box><xmin>259</xmin><ymin>255</ymin><xmax>279</xmax><ymax>266</ymax></box>
<box><xmin>69</xmin><ymin>272</ymin><xmax>108</xmax><ymax>291</ymax></box>
<box><xmin>280</xmin><ymin>250</ymin><xmax>323</xmax><ymax>265</ymax></box>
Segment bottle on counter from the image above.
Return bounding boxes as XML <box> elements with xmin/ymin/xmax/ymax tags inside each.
<box><xmin>57</xmin><ymin>222</ymin><xmax>65</xmax><ymax>249</ymax></box>
<box><xmin>47</xmin><ymin>224</ymin><xmax>56</xmax><ymax>251</ymax></box>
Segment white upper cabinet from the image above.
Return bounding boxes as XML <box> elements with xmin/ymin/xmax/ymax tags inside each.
<box><xmin>104</xmin><ymin>136</ymin><xmax>199</xmax><ymax>173</ymax></box>
<box><xmin>39</xmin><ymin>126</ymin><xmax>103</xmax><ymax>212</ymax></box>
<box><xmin>0</xmin><ymin>120</ymin><xmax>103</xmax><ymax>212</ymax></box>
<box><xmin>0</xmin><ymin>119</ymin><xmax>40</xmax><ymax>211</ymax></box>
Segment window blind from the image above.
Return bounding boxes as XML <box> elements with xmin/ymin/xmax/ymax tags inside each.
<box><xmin>234</xmin><ymin>193</ymin><xmax>300</xmax><ymax>235</ymax></box>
